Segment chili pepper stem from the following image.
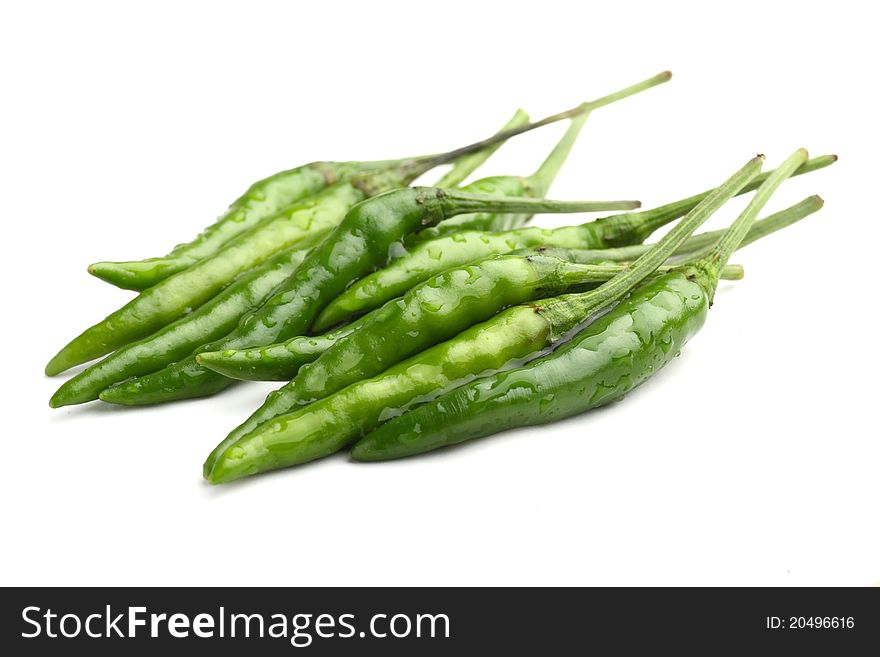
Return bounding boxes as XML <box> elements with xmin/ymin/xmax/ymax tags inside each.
<box><xmin>530</xmin><ymin>192</ymin><xmax>823</xmax><ymax>274</ymax></box>
<box><xmin>435</xmin><ymin>110</ymin><xmax>530</xmax><ymax>188</ymax></box>
<box><xmin>527</xmin><ymin>112</ymin><xmax>590</xmax><ymax>196</ymax></box>
<box><xmin>686</xmin><ymin>148</ymin><xmax>809</xmax><ymax>302</ymax></box>
<box><xmin>401</xmin><ymin>71</ymin><xmax>672</xmax><ymax>181</ymax></box>
<box><xmin>434</xmin><ymin>191</ymin><xmax>640</xmax><ymax>216</ymax></box>
<box><xmin>538</xmin><ymin>155</ymin><xmax>765</xmax><ymax>337</ymax></box>
<box><xmin>596</xmin><ymin>155</ymin><xmax>836</xmax><ymax>246</ymax></box>
<box><xmin>665</xmin><ymin>195</ymin><xmax>824</xmax><ymax>259</ymax></box>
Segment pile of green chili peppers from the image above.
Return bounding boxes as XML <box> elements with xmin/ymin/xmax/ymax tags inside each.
<box><xmin>46</xmin><ymin>71</ymin><xmax>837</xmax><ymax>485</ymax></box>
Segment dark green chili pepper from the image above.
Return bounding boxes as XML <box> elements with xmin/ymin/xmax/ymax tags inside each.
<box><xmin>98</xmin><ymin>192</ymin><xmax>640</xmax><ymax>406</ymax></box>
<box><xmin>352</xmin><ymin>150</ymin><xmax>813</xmax><ymax>461</ymax></box>
<box><xmin>190</xmin><ymin>195</ymin><xmax>821</xmax><ymax>384</ymax></box>
<box><xmin>204</xmin><ymin>154</ymin><xmax>771</xmax><ymax>482</ymax></box>
<box><xmin>48</xmin><ymin>247</ymin><xmax>311</xmax><ymax>408</ymax></box>
<box><xmin>352</xmin><ymin>273</ymin><xmax>708</xmax><ymax>461</ymax></box>
<box><xmin>312</xmin><ymin>155</ymin><xmax>835</xmax><ymax>331</ymax></box>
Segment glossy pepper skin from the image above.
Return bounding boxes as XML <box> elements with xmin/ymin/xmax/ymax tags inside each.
<box><xmin>199</xmin><ymin>252</ymin><xmax>655</xmax><ymax>474</ymax></box>
<box><xmin>206</xmin><ymin>307</ymin><xmax>553</xmax><ymax>483</ymax></box>
<box><xmin>203</xmin><ymin>156</ymin><xmax>766</xmax><ymax>483</ymax></box>
<box><xmin>194</xmin><ymin>317</ymin><xmax>367</xmax><ymax>382</ymax></box>
<box><xmin>192</xmin><ymin>95</ymin><xmax>660</xmax><ymax>386</ymax></box>
<box><xmin>351</xmin><ymin>273</ymin><xmax>708</xmax><ymax>460</ymax></box>
<box><xmin>196</xmin><ymin>251</ymin><xmax>603</xmax><ymax>383</ymax></box>
<box><xmin>44</xmin><ymin>183</ymin><xmax>362</xmax><ymax>376</ymax></box>
<box><xmin>195</xmin><ymin>257</ymin><xmax>741</xmax><ymax>384</ymax></box>
<box><xmin>86</xmin><ymin>160</ymin><xmax>365</xmax><ymax>291</ymax></box>
<box><xmin>48</xmin><ymin>247</ymin><xmax>309</xmax><ymax>407</ymax></box>
<box><xmin>351</xmin><ymin>148</ymin><xmax>813</xmax><ymax>460</ymax></box>
<box><xmin>313</xmin><ymin>155</ymin><xmax>835</xmax><ymax>331</ymax></box>
<box><xmin>98</xmin><ymin>190</ymin><xmax>638</xmax><ymax>406</ymax></box>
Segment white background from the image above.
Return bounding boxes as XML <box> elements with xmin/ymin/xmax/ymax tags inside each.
<box><xmin>2</xmin><ymin>1</ymin><xmax>877</xmax><ymax>586</ymax></box>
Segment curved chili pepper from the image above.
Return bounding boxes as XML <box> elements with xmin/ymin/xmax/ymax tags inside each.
<box><xmin>98</xmin><ymin>192</ymin><xmax>639</xmax><ymax>405</ymax></box>
<box><xmin>86</xmin><ymin>160</ymin><xmax>373</xmax><ymax>291</ymax></box>
<box><xmin>48</xmin><ymin>247</ymin><xmax>311</xmax><ymax>408</ymax></box>
<box><xmin>351</xmin><ymin>150</ymin><xmax>813</xmax><ymax>461</ymax></box>
<box><xmin>313</xmin><ymin>155</ymin><xmax>835</xmax><ymax>331</ymax></box>
<box><xmin>45</xmin><ymin>183</ymin><xmax>361</xmax><ymax>376</ymax></box>
<box><xmin>351</xmin><ymin>273</ymin><xmax>709</xmax><ymax>461</ymax></box>
<box><xmin>204</xmin><ymin>153</ymin><xmax>777</xmax><ymax>482</ymax></box>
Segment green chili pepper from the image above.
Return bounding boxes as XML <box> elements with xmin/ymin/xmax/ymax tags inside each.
<box><xmin>48</xmin><ymin>247</ymin><xmax>314</xmax><ymax>408</ymax></box>
<box><xmin>204</xmin><ymin>154</ymin><xmax>770</xmax><ymax>482</ymax></box>
<box><xmin>312</xmin><ymin>154</ymin><xmax>835</xmax><ymax>331</ymax></box>
<box><xmin>352</xmin><ymin>150</ymin><xmax>813</xmax><ymax>461</ymax></box>
<box><xmin>195</xmin><ymin>317</ymin><xmax>369</xmax><ymax>382</ymax></box>
<box><xmin>190</xmin><ymin>195</ymin><xmax>821</xmax><ymax>385</ymax></box>
<box><xmin>98</xmin><ymin>192</ymin><xmax>639</xmax><ymax>406</ymax></box>
<box><xmin>45</xmin><ymin>183</ymin><xmax>360</xmax><ymax>376</ymax></box>
<box><xmin>86</xmin><ymin>159</ymin><xmax>378</xmax><ymax>291</ymax></box>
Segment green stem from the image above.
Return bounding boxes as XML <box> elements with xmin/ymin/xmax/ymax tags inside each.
<box><xmin>599</xmin><ymin>154</ymin><xmax>837</xmax><ymax>245</ymax></box>
<box><xmin>538</xmin><ymin>155</ymin><xmax>765</xmax><ymax>337</ymax></box>
<box><xmin>404</xmin><ymin>71</ymin><xmax>673</xmax><ymax>179</ymax></box>
<box><xmin>438</xmin><ymin>191</ymin><xmax>640</xmax><ymax>216</ymax></box>
<box><xmin>674</xmin><ymin>194</ymin><xmax>824</xmax><ymax>258</ymax></box>
<box><xmin>557</xmin><ymin>261</ymin><xmax>743</xmax><ymax>285</ymax></box>
<box><xmin>528</xmin><ymin>70</ymin><xmax>672</xmax><ymax>195</ymax></box>
<box><xmin>435</xmin><ymin>109</ymin><xmax>530</xmax><ymax>188</ymax></box>
<box><xmin>698</xmin><ymin>148</ymin><xmax>809</xmax><ymax>300</ymax></box>
<box><xmin>527</xmin><ymin>112</ymin><xmax>591</xmax><ymax>196</ymax></box>
<box><xmin>581</xmin><ymin>70</ymin><xmax>672</xmax><ymax>111</ymax></box>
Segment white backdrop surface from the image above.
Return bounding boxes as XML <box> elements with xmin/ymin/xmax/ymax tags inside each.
<box><xmin>1</xmin><ymin>0</ymin><xmax>876</xmax><ymax>586</ymax></box>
